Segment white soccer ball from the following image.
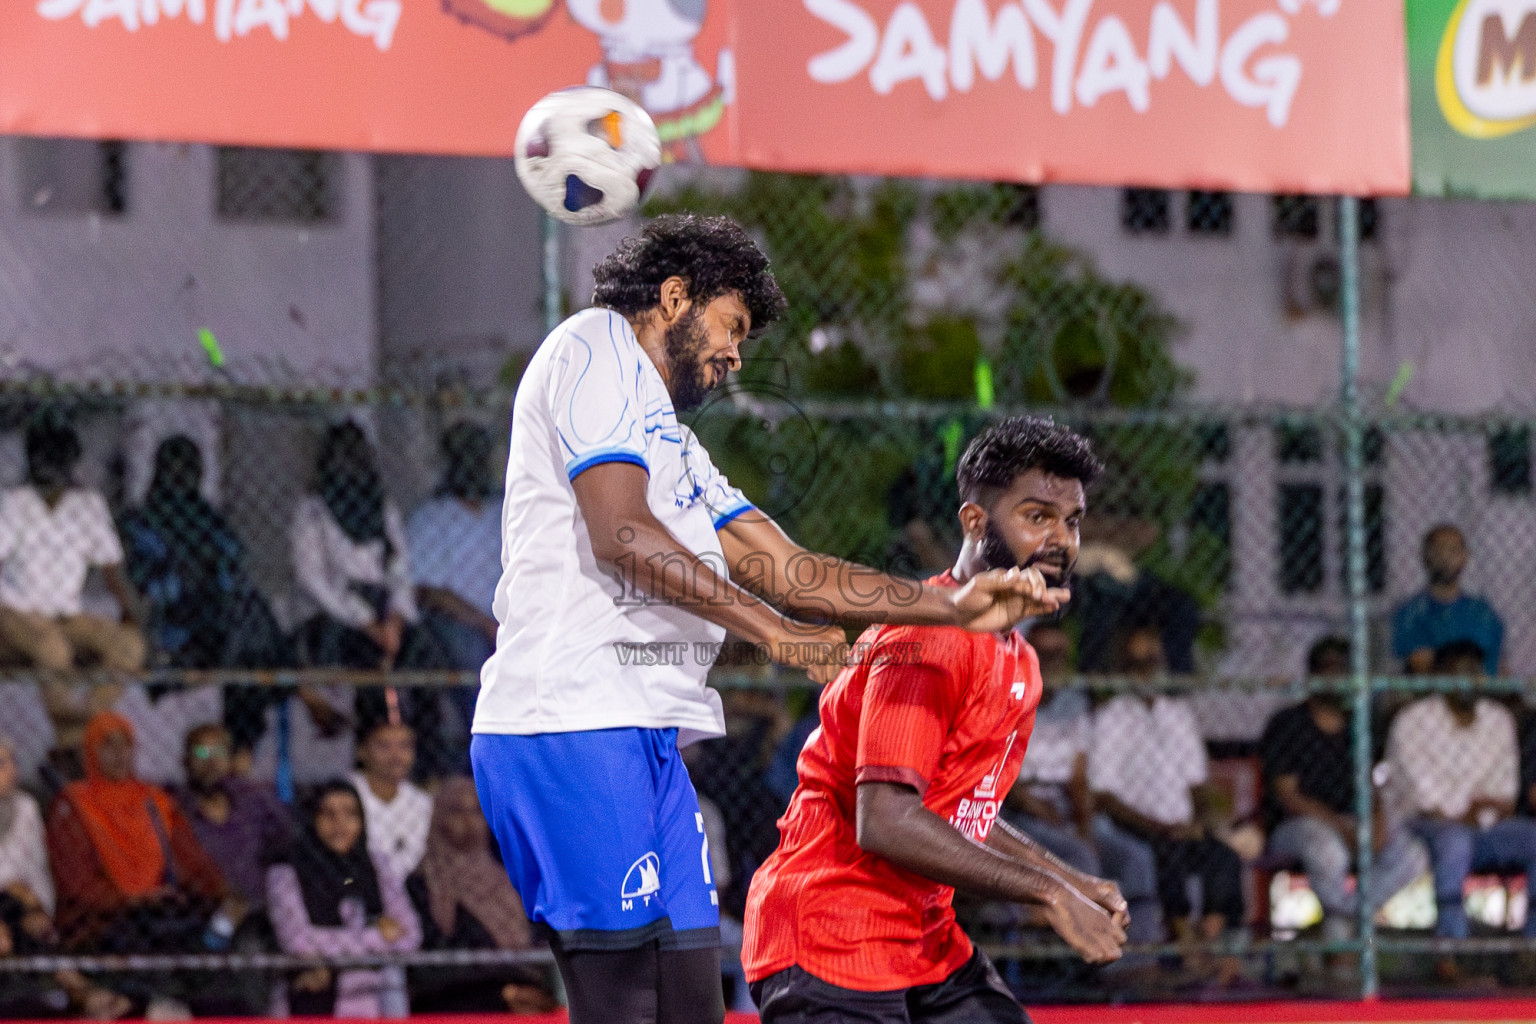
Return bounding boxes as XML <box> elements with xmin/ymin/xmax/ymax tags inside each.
<box><xmin>514</xmin><ymin>86</ymin><xmax>663</xmax><ymax>227</ymax></box>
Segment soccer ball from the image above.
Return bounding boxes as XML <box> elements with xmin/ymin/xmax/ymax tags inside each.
<box><xmin>514</xmin><ymin>87</ymin><xmax>663</xmax><ymax>227</ymax></box>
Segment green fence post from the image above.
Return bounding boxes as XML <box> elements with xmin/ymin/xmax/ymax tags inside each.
<box><xmin>1339</xmin><ymin>194</ymin><xmax>1376</xmax><ymax>999</ymax></box>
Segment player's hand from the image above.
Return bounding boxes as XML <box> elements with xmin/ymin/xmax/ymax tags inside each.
<box><xmin>949</xmin><ymin>567</ymin><xmax>1069</xmax><ymax>633</ymax></box>
<box><xmin>377</xmin><ymin>916</ymin><xmax>405</xmax><ymax>943</ymax></box>
<box><xmin>771</xmin><ymin>623</ymin><xmax>848</xmax><ymax>684</ymax></box>
<box><xmin>1043</xmin><ymin>889</ymin><xmax>1127</xmax><ymax>965</ymax></box>
<box><xmin>1078</xmin><ymin>876</ymin><xmax>1131</xmax><ymax>930</ymax></box>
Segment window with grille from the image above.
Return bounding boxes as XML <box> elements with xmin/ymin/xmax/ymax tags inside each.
<box><xmin>1272</xmin><ymin>194</ymin><xmax>1319</xmax><ymax>239</ymax></box>
<box><xmin>1189</xmin><ymin>422</ymin><xmax>1234</xmax><ymax>590</ymax></box>
<box><xmin>1186</xmin><ymin>191</ymin><xmax>1233</xmax><ymax>236</ymax></box>
<box><xmin>1490</xmin><ymin>427</ymin><xmax>1532</xmax><ymax>495</ymax></box>
<box><xmin>1333</xmin><ymin>197</ymin><xmax>1380</xmax><ymax>243</ymax></box>
<box><xmin>1121</xmin><ymin>188</ymin><xmax>1170</xmax><ymax>235</ymax></box>
<box><xmin>1274</xmin><ymin>424</ymin><xmax>1386</xmax><ymax>595</ymax></box>
<box><xmin>19</xmin><ymin>138</ymin><xmax>128</xmax><ymax>215</ymax></box>
<box><xmin>216</xmin><ymin>147</ymin><xmax>339</xmax><ymax>224</ymax></box>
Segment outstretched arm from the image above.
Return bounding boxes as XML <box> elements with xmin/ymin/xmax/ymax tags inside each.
<box><xmin>986</xmin><ymin>816</ymin><xmax>1129</xmax><ymax>926</ymax></box>
<box><xmin>855</xmin><ymin>782</ymin><xmax>1125</xmax><ymax>964</ymax></box>
<box><xmin>573</xmin><ymin>463</ymin><xmax>842</xmax><ymax>672</ymax></box>
<box><xmin>719</xmin><ymin>512</ymin><xmax>1068</xmax><ymax>634</ymax></box>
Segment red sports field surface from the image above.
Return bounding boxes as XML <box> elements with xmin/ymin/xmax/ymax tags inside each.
<box><xmin>106</xmin><ymin>1003</ymin><xmax>1536</xmax><ymax>1024</ymax></box>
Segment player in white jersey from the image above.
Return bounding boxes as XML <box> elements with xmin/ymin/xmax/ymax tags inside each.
<box><xmin>471</xmin><ymin>215</ymin><xmax>1066</xmax><ymax>1024</ymax></box>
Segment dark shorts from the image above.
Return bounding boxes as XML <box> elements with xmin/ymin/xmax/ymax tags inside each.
<box><xmin>750</xmin><ymin>949</ymin><xmax>1030</xmax><ymax>1024</ymax></box>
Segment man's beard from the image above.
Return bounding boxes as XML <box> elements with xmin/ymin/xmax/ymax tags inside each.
<box><xmin>664</xmin><ymin>308</ymin><xmax>725</xmax><ymax>413</ymax></box>
<box><xmin>979</xmin><ymin>519</ymin><xmax>1072</xmax><ymax>587</ymax></box>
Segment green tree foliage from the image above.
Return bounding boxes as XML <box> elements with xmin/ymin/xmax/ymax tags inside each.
<box><xmin>646</xmin><ymin>174</ymin><xmax>1209</xmax><ymax>603</ymax></box>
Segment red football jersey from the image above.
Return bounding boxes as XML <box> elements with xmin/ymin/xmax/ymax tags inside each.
<box><xmin>742</xmin><ymin>574</ymin><xmax>1043</xmax><ymax>992</ymax></box>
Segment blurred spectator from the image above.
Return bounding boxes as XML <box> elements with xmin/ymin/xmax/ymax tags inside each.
<box><xmin>248</xmin><ymin>684</ymin><xmax>358</xmax><ymax>796</ymax></box>
<box><xmin>46</xmin><ymin>713</ymin><xmax>228</xmax><ymax>953</ymax></box>
<box><xmin>408</xmin><ymin>423</ymin><xmax>502</xmax><ymax>673</ymax></box>
<box><xmin>114</xmin><ymin>681</ymin><xmax>222</xmax><ymax>788</ymax></box>
<box><xmin>1089</xmin><ymin>627</ymin><xmax>1244</xmax><ymax>983</ymax></box>
<box><xmin>291</xmin><ymin>422</ymin><xmax>445</xmax><ymax>743</ymax></box>
<box><xmin>1261</xmin><ymin>637</ymin><xmax>1427</xmax><ymax>944</ymax></box>
<box><xmin>119</xmin><ymin>435</ymin><xmax>291</xmax><ymax>672</ymax></box>
<box><xmin>1073</xmin><ymin>516</ymin><xmax>1199</xmax><ymax>674</ymax></box>
<box><xmin>1387</xmin><ymin>641</ymin><xmax>1536</xmax><ymax>942</ymax></box>
<box><xmin>0</xmin><ymin>736</ymin><xmax>132</xmax><ymax>1019</ymax></box>
<box><xmin>174</xmin><ymin>723</ymin><xmax>293</xmax><ymax>914</ymax></box>
<box><xmin>1392</xmin><ymin>525</ymin><xmax>1503</xmax><ymax>675</ymax></box>
<box><xmin>0</xmin><ymin>416</ymin><xmax>145</xmax><ymax>767</ymax></box>
<box><xmin>405</xmin><ymin>777</ymin><xmax>555</xmax><ymax>1015</ymax></box>
<box><xmin>1002</xmin><ymin>623</ymin><xmax>1162</xmax><ymax>943</ymax></box>
<box><xmin>119</xmin><ymin>435</ymin><xmax>293</xmax><ymax>755</ymax></box>
<box><xmin>0</xmin><ymin>737</ymin><xmax>53</xmax><ymax>920</ymax></box>
<box><xmin>266</xmin><ymin>779</ymin><xmax>421</xmax><ymax>1018</ymax></box>
<box><xmin>687</xmin><ymin>688</ymin><xmax>791</xmax><ymax>916</ymax></box>
<box><xmin>352</xmin><ymin>722</ymin><xmax>433</xmax><ymax>881</ymax></box>
<box><xmin>407</xmin><ymin>422</ymin><xmax>502</xmax><ymax>770</ymax></box>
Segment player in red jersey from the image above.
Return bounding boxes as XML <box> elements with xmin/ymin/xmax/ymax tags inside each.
<box><xmin>743</xmin><ymin>416</ymin><xmax>1130</xmax><ymax>1023</ymax></box>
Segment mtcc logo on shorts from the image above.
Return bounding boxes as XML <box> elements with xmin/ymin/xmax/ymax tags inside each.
<box><xmin>622</xmin><ymin>851</ymin><xmax>661</xmax><ymax>911</ymax></box>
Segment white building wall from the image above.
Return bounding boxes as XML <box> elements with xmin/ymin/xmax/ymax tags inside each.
<box><xmin>0</xmin><ymin>139</ymin><xmax>376</xmax><ymax>386</ymax></box>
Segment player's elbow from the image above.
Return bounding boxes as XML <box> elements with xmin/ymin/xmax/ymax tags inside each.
<box><xmin>855</xmin><ymin>810</ymin><xmax>894</xmax><ymax>858</ymax></box>
<box><xmin>854</xmin><ymin>782</ymin><xmax>914</xmax><ymax>859</ymax></box>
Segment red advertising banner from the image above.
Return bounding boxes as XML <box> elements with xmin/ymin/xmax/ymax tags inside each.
<box><xmin>733</xmin><ymin>0</ymin><xmax>1410</xmax><ymax>194</ymax></box>
<box><xmin>0</xmin><ymin>0</ymin><xmax>1410</xmax><ymax>194</ymax></box>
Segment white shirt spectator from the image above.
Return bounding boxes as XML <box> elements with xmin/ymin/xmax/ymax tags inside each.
<box><xmin>115</xmin><ymin>683</ymin><xmax>224</xmax><ymax>787</ymax></box>
<box><xmin>0</xmin><ymin>789</ymin><xmax>54</xmax><ymax>915</ymax></box>
<box><xmin>1089</xmin><ymin>694</ymin><xmax>1208</xmax><ymax>827</ymax></box>
<box><xmin>351</xmin><ymin>770</ymin><xmax>432</xmax><ymax>880</ymax></box>
<box><xmin>0</xmin><ymin>694</ymin><xmax>56</xmax><ymax>789</ymax></box>
<box><xmin>407</xmin><ymin>496</ymin><xmax>502</xmax><ymax>616</ymax></box>
<box><xmin>0</xmin><ymin>487</ymin><xmax>123</xmax><ymax>616</ymax></box>
<box><xmin>1018</xmin><ymin>690</ymin><xmax>1091</xmax><ymax>788</ymax></box>
<box><xmin>1386</xmin><ymin>695</ymin><xmax>1518</xmax><ymax>821</ymax></box>
<box><xmin>248</xmin><ymin>688</ymin><xmax>355</xmax><ymax>789</ymax></box>
<box><xmin>291</xmin><ymin>495</ymin><xmax>418</xmax><ymax>629</ymax></box>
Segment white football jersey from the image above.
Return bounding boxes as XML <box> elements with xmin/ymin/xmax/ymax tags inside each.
<box><xmin>472</xmin><ymin>309</ymin><xmax>753</xmax><ymax>745</ymax></box>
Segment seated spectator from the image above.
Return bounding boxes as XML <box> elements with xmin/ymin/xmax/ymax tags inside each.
<box><xmin>1392</xmin><ymin>525</ymin><xmax>1502</xmax><ymax>675</ymax></box>
<box><xmin>0</xmin><ymin>737</ymin><xmax>54</xmax><ymax>925</ymax></box>
<box><xmin>1074</xmin><ymin>515</ymin><xmax>1200</xmax><ymax>674</ymax></box>
<box><xmin>266</xmin><ymin>779</ymin><xmax>421</xmax><ymax>1018</ymax></box>
<box><xmin>1002</xmin><ymin>623</ymin><xmax>1162</xmax><ymax>943</ymax></box>
<box><xmin>407</xmin><ymin>423</ymin><xmax>502</xmax><ymax>769</ymax></box>
<box><xmin>291</xmin><ymin>422</ymin><xmax>444</xmax><ymax>744</ymax></box>
<box><xmin>405</xmin><ymin>777</ymin><xmax>555</xmax><ymax>1015</ymax></box>
<box><xmin>0</xmin><ymin>737</ymin><xmax>130</xmax><ymax>1019</ymax></box>
<box><xmin>1090</xmin><ymin>626</ymin><xmax>1244</xmax><ymax>984</ymax></box>
<box><xmin>408</xmin><ymin>423</ymin><xmax>502</xmax><ymax>673</ymax></box>
<box><xmin>1387</xmin><ymin>641</ymin><xmax>1536</xmax><ymax>946</ymax></box>
<box><xmin>1261</xmin><ymin>637</ymin><xmax>1427</xmax><ymax>944</ymax></box>
<box><xmin>0</xmin><ymin>416</ymin><xmax>145</xmax><ymax>769</ymax></box>
<box><xmin>114</xmin><ymin>681</ymin><xmax>223</xmax><ymax>788</ymax></box>
<box><xmin>119</xmin><ymin>436</ymin><xmax>293</xmax><ymax>756</ymax></box>
<box><xmin>174</xmin><ymin>724</ymin><xmax>293</xmax><ymax>916</ymax></box>
<box><xmin>119</xmin><ymin>435</ymin><xmax>291</xmax><ymax>672</ymax></box>
<box><xmin>248</xmin><ymin>684</ymin><xmax>358</xmax><ymax>799</ymax></box>
<box><xmin>352</xmin><ymin>722</ymin><xmax>433</xmax><ymax>881</ymax></box>
<box><xmin>46</xmin><ymin>713</ymin><xmax>229</xmax><ymax>954</ymax></box>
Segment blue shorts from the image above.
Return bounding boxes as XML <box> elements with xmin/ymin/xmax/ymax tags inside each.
<box><xmin>471</xmin><ymin>728</ymin><xmax>720</xmax><ymax>951</ymax></box>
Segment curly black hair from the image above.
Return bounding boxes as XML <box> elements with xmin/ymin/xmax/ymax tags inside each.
<box><xmin>591</xmin><ymin>214</ymin><xmax>787</xmax><ymax>334</ymax></box>
<box><xmin>956</xmin><ymin>416</ymin><xmax>1102</xmax><ymax>506</ymax></box>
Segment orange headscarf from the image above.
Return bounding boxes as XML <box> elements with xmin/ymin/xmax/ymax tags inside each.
<box><xmin>62</xmin><ymin>712</ymin><xmax>178</xmax><ymax>898</ymax></box>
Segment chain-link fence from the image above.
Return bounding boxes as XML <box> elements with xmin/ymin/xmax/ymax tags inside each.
<box><xmin>0</xmin><ymin>141</ymin><xmax>1534</xmax><ymax>1011</ymax></box>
